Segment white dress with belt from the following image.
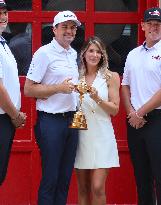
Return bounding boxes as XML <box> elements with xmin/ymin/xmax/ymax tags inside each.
<box><xmin>74</xmin><ymin>72</ymin><xmax>120</xmax><ymax>169</ymax></box>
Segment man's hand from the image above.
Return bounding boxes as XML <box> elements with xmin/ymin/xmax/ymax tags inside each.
<box><xmin>127</xmin><ymin>111</ymin><xmax>147</xmax><ymax>129</ymax></box>
<box><xmin>59</xmin><ymin>78</ymin><xmax>75</xmax><ymax>94</ymax></box>
<box><xmin>11</xmin><ymin>112</ymin><xmax>27</xmax><ymax>128</ymax></box>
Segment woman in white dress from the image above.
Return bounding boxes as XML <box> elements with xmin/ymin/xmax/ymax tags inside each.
<box><xmin>74</xmin><ymin>36</ymin><xmax>120</xmax><ymax>205</ymax></box>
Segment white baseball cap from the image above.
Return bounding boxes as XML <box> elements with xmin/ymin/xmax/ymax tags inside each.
<box><xmin>53</xmin><ymin>10</ymin><xmax>81</xmax><ymax>27</ymax></box>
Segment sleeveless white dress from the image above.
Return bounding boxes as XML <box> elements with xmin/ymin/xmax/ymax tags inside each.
<box><xmin>74</xmin><ymin>72</ymin><xmax>120</xmax><ymax>169</ymax></box>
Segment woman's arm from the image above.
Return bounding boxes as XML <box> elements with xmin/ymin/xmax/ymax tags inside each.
<box><xmin>90</xmin><ymin>72</ymin><xmax>120</xmax><ymax>116</ymax></box>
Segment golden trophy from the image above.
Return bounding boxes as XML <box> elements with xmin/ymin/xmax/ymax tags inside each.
<box><xmin>69</xmin><ymin>79</ymin><xmax>91</xmax><ymax>130</ymax></box>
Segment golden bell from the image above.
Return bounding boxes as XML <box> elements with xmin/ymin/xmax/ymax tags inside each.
<box><xmin>69</xmin><ymin>109</ymin><xmax>87</xmax><ymax>130</ymax></box>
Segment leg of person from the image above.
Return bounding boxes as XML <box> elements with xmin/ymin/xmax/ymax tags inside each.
<box><xmin>127</xmin><ymin>123</ymin><xmax>156</xmax><ymax>205</ymax></box>
<box><xmin>35</xmin><ymin>112</ymin><xmax>71</xmax><ymax>205</ymax></box>
<box><xmin>145</xmin><ymin>115</ymin><xmax>161</xmax><ymax>205</ymax></box>
<box><xmin>76</xmin><ymin>169</ymin><xmax>91</xmax><ymax>205</ymax></box>
<box><xmin>54</xmin><ymin>115</ymin><xmax>78</xmax><ymax>205</ymax></box>
<box><xmin>0</xmin><ymin>114</ymin><xmax>15</xmax><ymax>185</ymax></box>
<box><xmin>91</xmin><ymin>168</ymin><xmax>108</xmax><ymax>205</ymax></box>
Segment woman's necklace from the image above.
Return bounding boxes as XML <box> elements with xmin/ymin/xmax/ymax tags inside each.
<box><xmin>85</xmin><ymin>73</ymin><xmax>96</xmax><ymax>87</ymax></box>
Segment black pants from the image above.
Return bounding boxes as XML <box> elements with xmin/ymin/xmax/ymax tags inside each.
<box><xmin>127</xmin><ymin>110</ymin><xmax>161</xmax><ymax>205</ymax></box>
<box><xmin>34</xmin><ymin>111</ymin><xmax>78</xmax><ymax>205</ymax></box>
<box><xmin>0</xmin><ymin>114</ymin><xmax>15</xmax><ymax>185</ymax></box>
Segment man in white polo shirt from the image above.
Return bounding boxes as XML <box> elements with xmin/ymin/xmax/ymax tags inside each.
<box><xmin>122</xmin><ymin>7</ymin><xmax>161</xmax><ymax>205</ymax></box>
<box><xmin>0</xmin><ymin>0</ymin><xmax>26</xmax><ymax>185</ymax></box>
<box><xmin>24</xmin><ymin>10</ymin><xmax>81</xmax><ymax>205</ymax></box>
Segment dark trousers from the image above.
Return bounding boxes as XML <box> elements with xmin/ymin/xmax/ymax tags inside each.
<box><xmin>127</xmin><ymin>110</ymin><xmax>161</xmax><ymax>205</ymax></box>
<box><xmin>34</xmin><ymin>111</ymin><xmax>78</xmax><ymax>205</ymax></box>
<box><xmin>0</xmin><ymin>114</ymin><xmax>15</xmax><ymax>185</ymax></box>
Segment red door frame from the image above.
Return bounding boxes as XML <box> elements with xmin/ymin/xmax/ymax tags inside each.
<box><xmin>0</xmin><ymin>0</ymin><xmax>159</xmax><ymax>204</ymax></box>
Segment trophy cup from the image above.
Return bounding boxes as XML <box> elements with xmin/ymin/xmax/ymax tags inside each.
<box><xmin>69</xmin><ymin>79</ymin><xmax>91</xmax><ymax>130</ymax></box>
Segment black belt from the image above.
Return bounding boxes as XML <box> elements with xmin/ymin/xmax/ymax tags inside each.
<box><xmin>145</xmin><ymin>109</ymin><xmax>161</xmax><ymax>118</ymax></box>
<box><xmin>37</xmin><ymin>111</ymin><xmax>75</xmax><ymax>118</ymax></box>
<box><xmin>0</xmin><ymin>113</ymin><xmax>10</xmax><ymax>120</ymax></box>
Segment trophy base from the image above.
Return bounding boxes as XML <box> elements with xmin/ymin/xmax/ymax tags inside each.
<box><xmin>69</xmin><ymin>125</ymin><xmax>88</xmax><ymax>130</ymax></box>
<box><xmin>69</xmin><ymin>110</ymin><xmax>88</xmax><ymax>130</ymax></box>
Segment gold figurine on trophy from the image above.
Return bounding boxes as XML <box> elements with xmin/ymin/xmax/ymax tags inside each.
<box><xmin>69</xmin><ymin>79</ymin><xmax>91</xmax><ymax>130</ymax></box>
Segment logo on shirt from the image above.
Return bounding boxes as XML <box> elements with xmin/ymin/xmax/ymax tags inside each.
<box><xmin>152</xmin><ymin>55</ymin><xmax>161</xmax><ymax>60</ymax></box>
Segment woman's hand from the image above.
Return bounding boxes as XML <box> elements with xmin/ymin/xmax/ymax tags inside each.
<box><xmin>89</xmin><ymin>87</ymin><xmax>100</xmax><ymax>102</ymax></box>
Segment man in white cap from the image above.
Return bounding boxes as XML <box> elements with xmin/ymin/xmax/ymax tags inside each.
<box><xmin>122</xmin><ymin>7</ymin><xmax>161</xmax><ymax>205</ymax></box>
<box><xmin>0</xmin><ymin>0</ymin><xmax>26</xmax><ymax>185</ymax></box>
<box><xmin>24</xmin><ymin>10</ymin><xmax>81</xmax><ymax>205</ymax></box>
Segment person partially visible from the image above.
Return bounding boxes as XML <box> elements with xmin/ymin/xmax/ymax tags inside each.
<box><xmin>8</xmin><ymin>23</ymin><xmax>32</xmax><ymax>75</ymax></box>
<box><xmin>0</xmin><ymin>0</ymin><xmax>26</xmax><ymax>185</ymax></box>
<box><xmin>42</xmin><ymin>25</ymin><xmax>53</xmax><ymax>46</ymax></box>
<box><xmin>122</xmin><ymin>7</ymin><xmax>161</xmax><ymax>205</ymax></box>
<box><xmin>5</xmin><ymin>0</ymin><xmax>31</xmax><ymax>10</ymax></box>
<box><xmin>74</xmin><ymin>36</ymin><xmax>120</xmax><ymax>205</ymax></box>
<box><xmin>24</xmin><ymin>10</ymin><xmax>81</xmax><ymax>205</ymax></box>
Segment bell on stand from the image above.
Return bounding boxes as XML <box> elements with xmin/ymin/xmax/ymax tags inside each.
<box><xmin>69</xmin><ymin>108</ymin><xmax>88</xmax><ymax>130</ymax></box>
<box><xmin>69</xmin><ymin>80</ymin><xmax>91</xmax><ymax>130</ymax></box>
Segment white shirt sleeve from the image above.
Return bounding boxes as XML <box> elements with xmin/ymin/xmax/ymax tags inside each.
<box><xmin>0</xmin><ymin>61</ymin><xmax>3</xmax><ymax>78</ymax></box>
<box><xmin>121</xmin><ymin>55</ymin><xmax>130</xmax><ymax>86</ymax></box>
<box><xmin>27</xmin><ymin>48</ymin><xmax>49</xmax><ymax>83</ymax></box>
